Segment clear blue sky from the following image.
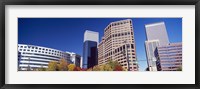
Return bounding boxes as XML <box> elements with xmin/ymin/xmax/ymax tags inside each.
<box><xmin>18</xmin><ymin>18</ymin><xmax>182</xmax><ymax>71</ymax></box>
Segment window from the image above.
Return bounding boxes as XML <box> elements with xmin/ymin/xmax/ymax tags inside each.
<box><xmin>118</xmin><ymin>33</ymin><xmax>120</xmax><ymax>36</ymax></box>
<box><xmin>127</xmin><ymin>44</ymin><xmax>130</xmax><ymax>48</ymax></box>
<box><xmin>131</xmin><ymin>44</ymin><xmax>134</xmax><ymax>49</ymax></box>
<box><xmin>119</xmin><ymin>47</ymin><xmax>122</xmax><ymax>51</ymax></box>
<box><xmin>125</xmin><ymin>32</ymin><xmax>127</xmax><ymax>35</ymax></box>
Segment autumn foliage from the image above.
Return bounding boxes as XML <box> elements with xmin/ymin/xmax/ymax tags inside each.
<box><xmin>87</xmin><ymin>60</ymin><xmax>124</xmax><ymax>71</ymax></box>
<box><xmin>37</xmin><ymin>59</ymin><xmax>124</xmax><ymax>71</ymax></box>
<box><xmin>114</xmin><ymin>65</ymin><xmax>124</xmax><ymax>71</ymax></box>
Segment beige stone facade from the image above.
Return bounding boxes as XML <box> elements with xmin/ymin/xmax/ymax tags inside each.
<box><xmin>98</xmin><ymin>19</ymin><xmax>138</xmax><ymax>71</ymax></box>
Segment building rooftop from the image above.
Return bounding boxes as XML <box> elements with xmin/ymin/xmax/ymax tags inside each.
<box><xmin>145</xmin><ymin>22</ymin><xmax>165</xmax><ymax>28</ymax></box>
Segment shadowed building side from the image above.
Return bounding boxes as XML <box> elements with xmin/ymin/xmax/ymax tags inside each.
<box><xmin>145</xmin><ymin>40</ymin><xmax>160</xmax><ymax>71</ymax></box>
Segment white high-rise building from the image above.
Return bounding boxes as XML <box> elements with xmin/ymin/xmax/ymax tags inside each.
<box><xmin>145</xmin><ymin>22</ymin><xmax>169</xmax><ymax>46</ymax></box>
<box><xmin>145</xmin><ymin>22</ymin><xmax>170</xmax><ymax>71</ymax></box>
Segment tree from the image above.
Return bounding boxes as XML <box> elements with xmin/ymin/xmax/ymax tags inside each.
<box><xmin>177</xmin><ymin>67</ymin><xmax>182</xmax><ymax>71</ymax></box>
<box><xmin>87</xmin><ymin>68</ymin><xmax>93</xmax><ymax>71</ymax></box>
<box><xmin>38</xmin><ymin>67</ymin><xmax>47</xmax><ymax>71</ymax></box>
<box><xmin>74</xmin><ymin>67</ymin><xmax>82</xmax><ymax>71</ymax></box>
<box><xmin>47</xmin><ymin>61</ymin><xmax>57</xmax><ymax>71</ymax></box>
<box><xmin>92</xmin><ymin>65</ymin><xmax>101</xmax><ymax>71</ymax></box>
<box><xmin>107</xmin><ymin>59</ymin><xmax>124</xmax><ymax>71</ymax></box>
<box><xmin>81</xmin><ymin>68</ymin><xmax>88</xmax><ymax>71</ymax></box>
<box><xmin>99</xmin><ymin>65</ymin><xmax>104</xmax><ymax>71</ymax></box>
<box><xmin>114</xmin><ymin>65</ymin><xmax>124</xmax><ymax>71</ymax></box>
<box><xmin>108</xmin><ymin>60</ymin><xmax>119</xmax><ymax>70</ymax></box>
<box><xmin>57</xmin><ymin>59</ymin><xmax>68</xmax><ymax>71</ymax></box>
<box><xmin>37</xmin><ymin>65</ymin><xmax>47</xmax><ymax>71</ymax></box>
<box><xmin>103</xmin><ymin>64</ymin><xmax>112</xmax><ymax>71</ymax></box>
<box><xmin>68</xmin><ymin>64</ymin><xmax>76</xmax><ymax>71</ymax></box>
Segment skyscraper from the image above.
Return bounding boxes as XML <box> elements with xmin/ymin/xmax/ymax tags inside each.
<box><xmin>145</xmin><ymin>22</ymin><xmax>182</xmax><ymax>71</ymax></box>
<box><xmin>98</xmin><ymin>19</ymin><xmax>138</xmax><ymax>71</ymax></box>
<box><xmin>145</xmin><ymin>22</ymin><xmax>169</xmax><ymax>71</ymax></box>
<box><xmin>83</xmin><ymin>30</ymin><xmax>99</xmax><ymax>69</ymax></box>
<box><xmin>145</xmin><ymin>22</ymin><xmax>169</xmax><ymax>46</ymax></box>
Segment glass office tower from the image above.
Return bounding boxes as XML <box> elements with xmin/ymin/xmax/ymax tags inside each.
<box><xmin>83</xmin><ymin>30</ymin><xmax>99</xmax><ymax>69</ymax></box>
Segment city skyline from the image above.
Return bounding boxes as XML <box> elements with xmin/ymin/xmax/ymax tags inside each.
<box><xmin>18</xmin><ymin>18</ymin><xmax>182</xmax><ymax>71</ymax></box>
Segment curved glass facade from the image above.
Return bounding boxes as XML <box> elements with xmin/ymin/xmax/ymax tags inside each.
<box><xmin>18</xmin><ymin>44</ymin><xmax>73</xmax><ymax>70</ymax></box>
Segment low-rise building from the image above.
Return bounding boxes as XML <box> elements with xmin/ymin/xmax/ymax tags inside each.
<box><xmin>156</xmin><ymin>43</ymin><xmax>182</xmax><ymax>71</ymax></box>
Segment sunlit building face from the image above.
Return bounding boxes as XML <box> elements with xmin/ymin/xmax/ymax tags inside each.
<box><xmin>98</xmin><ymin>19</ymin><xmax>138</xmax><ymax>71</ymax></box>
